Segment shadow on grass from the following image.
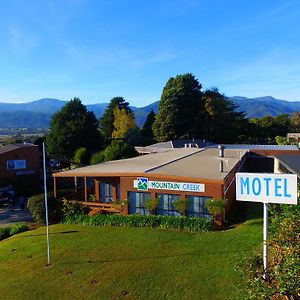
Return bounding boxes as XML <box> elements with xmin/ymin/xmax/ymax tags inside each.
<box><xmin>227</xmin><ymin>201</ymin><xmax>263</xmax><ymax>226</ymax></box>
<box><xmin>19</xmin><ymin>230</ymin><xmax>80</xmax><ymax>238</ymax></box>
<box><xmin>56</xmin><ymin>247</ymin><xmax>261</xmax><ymax>266</ymax></box>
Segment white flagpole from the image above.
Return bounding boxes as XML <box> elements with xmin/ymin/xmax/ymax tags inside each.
<box><xmin>43</xmin><ymin>142</ymin><xmax>51</xmax><ymax>266</ymax></box>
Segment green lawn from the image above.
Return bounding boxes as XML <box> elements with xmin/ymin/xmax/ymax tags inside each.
<box><xmin>0</xmin><ymin>219</ymin><xmax>262</xmax><ymax>300</ymax></box>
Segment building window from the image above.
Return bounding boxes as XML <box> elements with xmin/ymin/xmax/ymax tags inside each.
<box><xmin>187</xmin><ymin>196</ymin><xmax>211</xmax><ymax>218</ymax></box>
<box><xmin>128</xmin><ymin>192</ymin><xmax>151</xmax><ymax>215</ymax></box>
<box><xmin>156</xmin><ymin>194</ymin><xmax>180</xmax><ymax>216</ymax></box>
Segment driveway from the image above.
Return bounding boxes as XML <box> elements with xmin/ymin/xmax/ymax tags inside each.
<box><xmin>0</xmin><ymin>201</ymin><xmax>33</xmax><ymax>227</ymax></box>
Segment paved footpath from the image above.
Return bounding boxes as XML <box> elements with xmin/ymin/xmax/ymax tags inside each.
<box><xmin>0</xmin><ymin>203</ymin><xmax>33</xmax><ymax>227</ymax></box>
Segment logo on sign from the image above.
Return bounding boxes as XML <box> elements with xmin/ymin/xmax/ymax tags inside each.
<box><xmin>137</xmin><ymin>177</ymin><xmax>148</xmax><ymax>191</ymax></box>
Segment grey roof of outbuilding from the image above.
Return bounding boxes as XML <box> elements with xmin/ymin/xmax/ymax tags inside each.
<box><xmin>135</xmin><ymin>142</ymin><xmax>298</xmax><ymax>154</ymax></box>
<box><xmin>218</xmin><ymin>144</ymin><xmax>298</xmax><ymax>151</ymax></box>
<box><xmin>135</xmin><ymin>139</ymin><xmax>214</xmax><ymax>154</ymax></box>
<box><xmin>275</xmin><ymin>154</ymin><xmax>300</xmax><ymax>176</ymax></box>
<box><xmin>0</xmin><ymin>143</ymin><xmax>36</xmax><ymax>155</ymax></box>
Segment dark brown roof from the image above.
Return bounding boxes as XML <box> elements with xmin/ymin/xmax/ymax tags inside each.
<box><xmin>0</xmin><ymin>143</ymin><xmax>37</xmax><ymax>155</ymax></box>
<box><xmin>275</xmin><ymin>154</ymin><xmax>300</xmax><ymax>176</ymax></box>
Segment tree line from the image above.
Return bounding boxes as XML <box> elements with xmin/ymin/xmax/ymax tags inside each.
<box><xmin>45</xmin><ymin>73</ymin><xmax>300</xmax><ymax>165</ymax></box>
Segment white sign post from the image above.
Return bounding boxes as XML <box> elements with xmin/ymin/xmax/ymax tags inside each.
<box><xmin>236</xmin><ymin>173</ymin><xmax>298</xmax><ymax>280</ymax></box>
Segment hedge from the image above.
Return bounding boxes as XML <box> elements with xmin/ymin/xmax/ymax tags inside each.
<box><xmin>0</xmin><ymin>223</ymin><xmax>29</xmax><ymax>241</ymax></box>
<box><xmin>63</xmin><ymin>214</ymin><xmax>212</xmax><ymax>232</ymax></box>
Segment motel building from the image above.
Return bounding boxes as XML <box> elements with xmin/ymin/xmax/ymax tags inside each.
<box><xmin>53</xmin><ymin>143</ymin><xmax>299</xmax><ymax>219</ymax></box>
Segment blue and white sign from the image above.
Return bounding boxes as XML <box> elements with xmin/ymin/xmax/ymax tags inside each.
<box><xmin>134</xmin><ymin>178</ymin><xmax>205</xmax><ymax>193</ymax></box>
<box><xmin>7</xmin><ymin>160</ymin><xmax>27</xmax><ymax>170</ymax></box>
<box><xmin>236</xmin><ymin>173</ymin><xmax>298</xmax><ymax>204</ymax></box>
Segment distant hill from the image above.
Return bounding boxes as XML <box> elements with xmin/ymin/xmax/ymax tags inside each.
<box><xmin>133</xmin><ymin>101</ymin><xmax>159</xmax><ymax>127</ymax></box>
<box><xmin>0</xmin><ymin>96</ymin><xmax>298</xmax><ymax>129</ymax></box>
<box><xmin>0</xmin><ymin>98</ymin><xmax>67</xmax><ymax>114</ymax></box>
<box><xmin>230</xmin><ymin>96</ymin><xmax>300</xmax><ymax>118</ymax></box>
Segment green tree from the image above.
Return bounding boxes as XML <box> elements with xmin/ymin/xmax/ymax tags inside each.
<box><xmin>275</xmin><ymin>136</ymin><xmax>288</xmax><ymax>145</ymax></box>
<box><xmin>250</xmin><ymin>114</ymin><xmax>290</xmax><ymax>144</ymax></box>
<box><xmin>103</xmin><ymin>139</ymin><xmax>138</xmax><ymax>161</ymax></box>
<box><xmin>274</xmin><ymin>114</ymin><xmax>290</xmax><ymax>136</ymax></box>
<box><xmin>90</xmin><ymin>151</ymin><xmax>105</xmax><ymax>165</ymax></box>
<box><xmin>99</xmin><ymin>97</ymin><xmax>132</xmax><ymax>145</ymax></box>
<box><xmin>203</xmin><ymin>89</ymin><xmax>248</xmax><ymax>143</ymax></box>
<box><xmin>141</xmin><ymin>110</ymin><xmax>156</xmax><ymax>145</ymax></box>
<box><xmin>46</xmin><ymin>98</ymin><xmax>102</xmax><ymax>160</ymax></box>
<box><xmin>125</xmin><ymin>127</ymin><xmax>144</xmax><ymax>146</ymax></box>
<box><xmin>73</xmin><ymin>147</ymin><xmax>90</xmax><ymax>165</ymax></box>
<box><xmin>153</xmin><ymin>73</ymin><xmax>204</xmax><ymax>141</ymax></box>
<box><xmin>290</xmin><ymin>112</ymin><xmax>300</xmax><ymax>132</ymax></box>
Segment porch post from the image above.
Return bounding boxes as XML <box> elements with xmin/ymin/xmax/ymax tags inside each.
<box><xmin>53</xmin><ymin>177</ymin><xmax>57</xmax><ymax>198</ymax></box>
<box><xmin>94</xmin><ymin>179</ymin><xmax>100</xmax><ymax>202</ymax></box>
<box><xmin>84</xmin><ymin>177</ymin><xmax>88</xmax><ymax>202</ymax></box>
<box><xmin>74</xmin><ymin>176</ymin><xmax>78</xmax><ymax>192</ymax></box>
<box><xmin>112</xmin><ymin>180</ymin><xmax>117</xmax><ymax>202</ymax></box>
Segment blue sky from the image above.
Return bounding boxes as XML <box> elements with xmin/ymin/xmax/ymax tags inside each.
<box><xmin>0</xmin><ymin>0</ymin><xmax>299</xmax><ymax>106</ymax></box>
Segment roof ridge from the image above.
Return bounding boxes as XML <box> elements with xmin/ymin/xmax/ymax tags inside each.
<box><xmin>145</xmin><ymin>148</ymin><xmax>205</xmax><ymax>173</ymax></box>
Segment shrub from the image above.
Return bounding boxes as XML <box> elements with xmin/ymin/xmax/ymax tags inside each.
<box><xmin>205</xmin><ymin>198</ymin><xmax>227</xmax><ymax>222</ymax></box>
<box><xmin>173</xmin><ymin>198</ymin><xmax>189</xmax><ymax>216</ymax></box>
<box><xmin>64</xmin><ymin>214</ymin><xmax>213</xmax><ymax>232</ymax></box>
<box><xmin>27</xmin><ymin>193</ymin><xmax>62</xmax><ymax>224</ymax></box>
<box><xmin>103</xmin><ymin>140</ymin><xmax>138</xmax><ymax>161</ymax></box>
<box><xmin>237</xmin><ymin>204</ymin><xmax>300</xmax><ymax>299</ymax></box>
<box><xmin>88</xmin><ymin>194</ymin><xmax>96</xmax><ymax>201</ymax></box>
<box><xmin>9</xmin><ymin>223</ymin><xmax>29</xmax><ymax>236</ymax></box>
<box><xmin>144</xmin><ymin>198</ymin><xmax>160</xmax><ymax>214</ymax></box>
<box><xmin>0</xmin><ymin>223</ymin><xmax>29</xmax><ymax>241</ymax></box>
<box><xmin>0</xmin><ymin>227</ymin><xmax>11</xmax><ymax>241</ymax></box>
<box><xmin>90</xmin><ymin>151</ymin><xmax>105</xmax><ymax>165</ymax></box>
<box><xmin>62</xmin><ymin>200</ymin><xmax>90</xmax><ymax>218</ymax></box>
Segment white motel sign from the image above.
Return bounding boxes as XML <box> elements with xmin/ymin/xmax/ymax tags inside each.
<box><xmin>236</xmin><ymin>172</ymin><xmax>298</xmax><ymax>280</ymax></box>
<box><xmin>236</xmin><ymin>173</ymin><xmax>298</xmax><ymax>204</ymax></box>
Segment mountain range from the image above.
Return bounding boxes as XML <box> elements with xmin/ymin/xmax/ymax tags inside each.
<box><xmin>0</xmin><ymin>96</ymin><xmax>299</xmax><ymax>129</ymax></box>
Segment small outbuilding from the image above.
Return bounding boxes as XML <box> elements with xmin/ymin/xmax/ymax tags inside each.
<box><xmin>0</xmin><ymin>143</ymin><xmax>40</xmax><ymax>190</ymax></box>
